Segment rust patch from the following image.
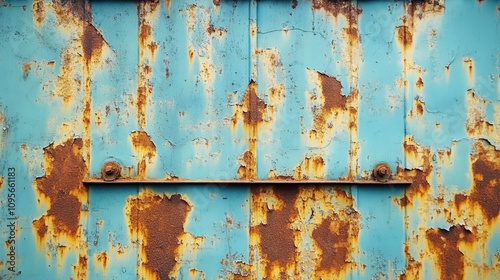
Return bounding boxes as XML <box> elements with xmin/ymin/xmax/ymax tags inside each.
<box><xmin>397</xmin><ymin>137</ymin><xmax>433</xmax><ymax>202</ymax></box>
<box><xmin>34</xmin><ymin>138</ymin><xmax>87</xmax><ymax>238</ymax></box>
<box><xmin>130</xmin><ymin>131</ymin><xmax>157</xmax><ymax>178</ymax></box>
<box><xmin>311</xmin><ymin>0</ymin><xmax>362</xmax><ymax>24</ymax></box>
<box><xmin>137</xmin><ymin>2</ymin><xmax>159</xmax><ymax>130</ymax></box>
<box><xmin>396</xmin><ymin>25</ymin><xmax>413</xmax><ymax>48</ymax></box>
<box><xmin>463</xmin><ymin>57</ymin><xmax>474</xmax><ymax>79</ymax></box>
<box><xmin>309</xmin><ymin>71</ymin><xmax>347</xmax><ymax>138</ymax></box>
<box><xmin>397</xmin><ymin>195</ymin><xmax>410</xmax><ymax>207</ymax></box>
<box><xmin>22</xmin><ymin>63</ymin><xmax>32</xmax><ymax>80</ymax></box>
<box><xmin>53</xmin><ymin>0</ymin><xmax>90</xmax><ymax>21</ymax></box>
<box><xmin>238</xmin><ymin>151</ymin><xmax>256</xmax><ymax>180</ymax></box>
<box><xmin>73</xmin><ymin>255</ymin><xmax>88</xmax><ymax>280</ymax></box>
<box><xmin>233</xmin><ymin>81</ymin><xmax>267</xmax><ymax>179</ymax></box>
<box><xmin>127</xmin><ymin>193</ymin><xmax>190</xmax><ymax>279</ymax></box>
<box><xmin>313</xmin><ymin>212</ymin><xmax>359</xmax><ymax>273</ymax></box>
<box><xmin>469</xmin><ymin>140</ymin><xmax>500</xmax><ymax>221</ymax></box>
<box><xmin>293</xmin><ymin>155</ymin><xmax>326</xmax><ymax>180</ymax></box>
<box><xmin>318</xmin><ymin>72</ymin><xmax>346</xmax><ymax>111</ymax></box>
<box><xmin>454</xmin><ymin>193</ymin><xmax>467</xmax><ymax>210</ymax></box>
<box><xmin>242</xmin><ymin>81</ymin><xmax>266</xmax><ymax>125</ymax></box>
<box><xmin>426</xmin><ymin>225</ymin><xmax>474</xmax><ymax>280</ymax></box>
<box><xmin>415</xmin><ymin>98</ymin><xmax>424</xmax><ymax>116</ymax></box>
<box><xmin>406</xmin><ymin>1</ymin><xmax>445</xmax><ymax>26</ymax></box>
<box><xmin>253</xmin><ymin>187</ymin><xmax>299</xmax><ymax>271</ymax></box>
<box><xmin>213</xmin><ymin>0</ymin><xmax>221</xmax><ymax>6</ymax></box>
<box><xmin>97</xmin><ymin>251</ymin><xmax>108</xmax><ymax>269</ymax></box>
<box><xmin>32</xmin><ymin>213</ymin><xmax>49</xmax><ymax>240</ymax></box>
<box><xmin>32</xmin><ymin>0</ymin><xmax>46</xmax><ymax>26</ymax></box>
<box><xmin>415</xmin><ymin>77</ymin><xmax>424</xmax><ymax>90</ymax></box>
<box><xmin>82</xmin><ymin>23</ymin><xmax>106</xmax><ymax>65</ymax></box>
<box><xmin>206</xmin><ymin>23</ymin><xmax>227</xmax><ymax>36</ymax></box>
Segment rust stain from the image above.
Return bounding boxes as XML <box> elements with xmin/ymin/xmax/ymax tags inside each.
<box><xmin>454</xmin><ymin>193</ymin><xmax>467</xmax><ymax>210</ymax></box>
<box><xmin>312</xmin><ymin>211</ymin><xmax>359</xmax><ymax>274</ymax></box>
<box><xmin>397</xmin><ymin>137</ymin><xmax>433</xmax><ymax>203</ymax></box>
<box><xmin>127</xmin><ymin>193</ymin><xmax>191</xmax><ymax>279</ymax></box>
<box><xmin>130</xmin><ymin>131</ymin><xmax>157</xmax><ymax>178</ymax></box>
<box><xmin>463</xmin><ymin>57</ymin><xmax>474</xmax><ymax>80</ymax></box>
<box><xmin>33</xmin><ymin>138</ymin><xmax>87</xmax><ymax>238</ymax></box>
<box><xmin>252</xmin><ymin>186</ymin><xmax>299</xmax><ymax>276</ymax></box>
<box><xmin>415</xmin><ymin>77</ymin><xmax>424</xmax><ymax>90</ymax></box>
<box><xmin>311</xmin><ymin>0</ymin><xmax>362</xmax><ymax>87</ymax></box>
<box><xmin>137</xmin><ymin>1</ymin><xmax>159</xmax><ymax>130</ymax></box>
<box><xmin>82</xmin><ymin>23</ymin><xmax>106</xmax><ymax>66</ymax></box>
<box><xmin>311</xmin><ymin>188</ymin><xmax>360</xmax><ymax>278</ymax></box>
<box><xmin>206</xmin><ymin>23</ymin><xmax>227</xmax><ymax>36</ymax></box>
<box><xmin>238</xmin><ymin>151</ymin><xmax>256</xmax><ymax>180</ymax></box>
<box><xmin>469</xmin><ymin>140</ymin><xmax>500</xmax><ymax>222</ymax></box>
<box><xmin>396</xmin><ymin>25</ymin><xmax>413</xmax><ymax>48</ymax></box>
<box><xmin>213</xmin><ymin>0</ymin><xmax>221</xmax><ymax>7</ymax></box>
<box><xmin>309</xmin><ymin>70</ymin><xmax>346</xmax><ymax>140</ymax></box>
<box><xmin>242</xmin><ymin>81</ymin><xmax>266</xmax><ymax>126</ymax></box>
<box><xmin>318</xmin><ymin>72</ymin><xmax>346</xmax><ymax>111</ymax></box>
<box><xmin>311</xmin><ymin>0</ymin><xmax>362</xmax><ymax>24</ymax></box>
<box><xmin>406</xmin><ymin>1</ymin><xmax>445</xmax><ymax>26</ymax></box>
<box><xmin>32</xmin><ymin>214</ymin><xmax>48</xmax><ymax>241</ymax></box>
<box><xmin>426</xmin><ymin>225</ymin><xmax>474</xmax><ymax>280</ymax></box>
<box><xmin>54</xmin><ymin>50</ymin><xmax>82</xmax><ymax>106</ymax></box>
<box><xmin>233</xmin><ymin>81</ymin><xmax>267</xmax><ymax>179</ymax></box>
<box><xmin>32</xmin><ymin>0</ymin><xmax>46</xmax><ymax>26</ymax></box>
<box><xmin>22</xmin><ymin>62</ymin><xmax>32</xmax><ymax>80</ymax></box>
<box><xmin>293</xmin><ymin>155</ymin><xmax>326</xmax><ymax>180</ymax></box>
<box><xmin>73</xmin><ymin>255</ymin><xmax>88</xmax><ymax>280</ymax></box>
<box><xmin>465</xmin><ymin>90</ymin><xmax>496</xmax><ymax>140</ymax></box>
<box><xmin>415</xmin><ymin>98</ymin><xmax>424</xmax><ymax>116</ymax></box>
<box><xmin>97</xmin><ymin>251</ymin><xmax>108</xmax><ymax>270</ymax></box>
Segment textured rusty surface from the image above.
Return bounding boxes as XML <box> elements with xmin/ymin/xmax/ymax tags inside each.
<box><xmin>426</xmin><ymin>226</ymin><xmax>474</xmax><ymax>280</ymax></box>
<box><xmin>253</xmin><ymin>187</ymin><xmax>298</xmax><ymax>268</ymax></box>
<box><xmin>34</xmin><ymin>138</ymin><xmax>87</xmax><ymax>237</ymax></box>
<box><xmin>467</xmin><ymin>140</ymin><xmax>500</xmax><ymax>222</ymax></box>
<box><xmin>0</xmin><ymin>0</ymin><xmax>499</xmax><ymax>279</ymax></box>
<box><xmin>130</xmin><ymin>131</ymin><xmax>157</xmax><ymax>178</ymax></box>
<box><xmin>127</xmin><ymin>192</ymin><xmax>190</xmax><ymax>279</ymax></box>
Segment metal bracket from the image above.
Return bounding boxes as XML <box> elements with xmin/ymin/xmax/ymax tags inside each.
<box><xmin>83</xmin><ymin>162</ymin><xmax>411</xmax><ymax>186</ymax></box>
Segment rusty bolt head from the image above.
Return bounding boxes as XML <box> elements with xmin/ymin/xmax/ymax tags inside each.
<box><xmin>101</xmin><ymin>162</ymin><xmax>121</xmax><ymax>181</ymax></box>
<box><xmin>373</xmin><ymin>163</ymin><xmax>392</xmax><ymax>182</ymax></box>
<box><xmin>377</xmin><ymin>166</ymin><xmax>388</xmax><ymax>176</ymax></box>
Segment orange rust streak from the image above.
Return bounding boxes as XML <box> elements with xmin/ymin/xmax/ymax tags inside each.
<box><xmin>233</xmin><ymin>81</ymin><xmax>266</xmax><ymax>180</ymax></box>
<box><xmin>130</xmin><ymin>131</ymin><xmax>157</xmax><ymax>178</ymax></box>
<box><xmin>97</xmin><ymin>252</ymin><xmax>108</xmax><ymax>270</ymax></box>
<box><xmin>396</xmin><ymin>25</ymin><xmax>413</xmax><ymax>49</ymax></box>
<box><xmin>137</xmin><ymin>2</ymin><xmax>159</xmax><ymax>130</ymax></box>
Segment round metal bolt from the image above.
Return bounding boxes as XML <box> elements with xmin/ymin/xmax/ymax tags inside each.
<box><xmin>101</xmin><ymin>161</ymin><xmax>121</xmax><ymax>181</ymax></box>
<box><xmin>377</xmin><ymin>166</ymin><xmax>388</xmax><ymax>176</ymax></box>
<box><xmin>373</xmin><ymin>163</ymin><xmax>392</xmax><ymax>182</ymax></box>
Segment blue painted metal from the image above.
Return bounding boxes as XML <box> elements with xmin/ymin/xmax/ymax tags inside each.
<box><xmin>0</xmin><ymin>0</ymin><xmax>499</xmax><ymax>279</ymax></box>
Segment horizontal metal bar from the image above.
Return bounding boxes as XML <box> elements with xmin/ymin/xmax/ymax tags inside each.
<box><xmin>83</xmin><ymin>178</ymin><xmax>412</xmax><ymax>185</ymax></box>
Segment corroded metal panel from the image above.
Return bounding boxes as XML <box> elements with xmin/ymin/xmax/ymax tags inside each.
<box><xmin>0</xmin><ymin>0</ymin><xmax>499</xmax><ymax>279</ymax></box>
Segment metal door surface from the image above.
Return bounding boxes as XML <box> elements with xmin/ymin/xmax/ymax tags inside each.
<box><xmin>1</xmin><ymin>0</ymin><xmax>499</xmax><ymax>279</ymax></box>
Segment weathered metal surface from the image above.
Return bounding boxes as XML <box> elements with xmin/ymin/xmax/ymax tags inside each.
<box><xmin>0</xmin><ymin>0</ymin><xmax>499</xmax><ymax>279</ymax></box>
